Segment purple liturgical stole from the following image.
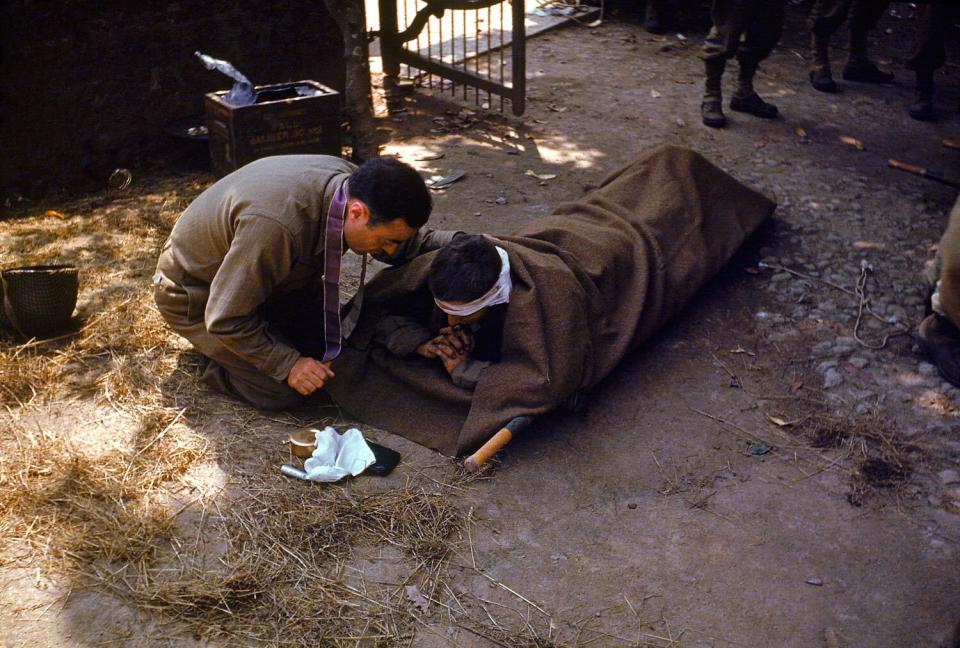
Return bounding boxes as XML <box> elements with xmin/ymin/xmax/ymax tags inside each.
<box><xmin>321</xmin><ymin>181</ymin><xmax>349</xmax><ymax>362</ymax></box>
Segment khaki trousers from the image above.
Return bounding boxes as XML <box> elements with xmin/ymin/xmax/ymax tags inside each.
<box><xmin>937</xmin><ymin>197</ymin><xmax>960</xmax><ymax>329</ymax></box>
<box><xmin>701</xmin><ymin>0</ymin><xmax>786</xmax><ymax>64</ymax></box>
<box><xmin>809</xmin><ymin>0</ymin><xmax>889</xmax><ymax>39</ymax></box>
<box><xmin>153</xmin><ymin>253</ymin><xmax>308</xmax><ymax>410</ymax></box>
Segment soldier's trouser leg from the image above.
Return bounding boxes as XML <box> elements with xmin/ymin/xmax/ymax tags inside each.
<box><xmin>809</xmin><ymin>0</ymin><xmax>852</xmax><ymax>46</ymax></box>
<box><xmin>807</xmin><ymin>0</ymin><xmax>848</xmax><ymax>90</ymax></box>
<box><xmin>700</xmin><ymin>25</ymin><xmax>729</xmax><ymax>127</ymax></box>
<box><xmin>726</xmin><ymin>0</ymin><xmax>784</xmax><ymax>117</ymax></box>
<box><xmin>153</xmin><ymin>282</ymin><xmax>306</xmax><ymax>410</ymax></box>
<box><xmin>840</xmin><ymin>0</ymin><xmax>893</xmax><ymax>82</ymax></box>
<box><xmin>735</xmin><ymin>0</ymin><xmax>785</xmax><ymax>68</ymax></box>
<box><xmin>645</xmin><ymin>0</ymin><xmax>671</xmax><ymax>33</ymax></box>
<box><xmin>848</xmin><ymin>0</ymin><xmax>889</xmax><ymax>59</ymax></box>
<box><xmin>906</xmin><ymin>5</ymin><xmax>948</xmax><ymax>120</ymax></box>
<box><xmin>906</xmin><ymin>4</ymin><xmax>948</xmax><ymax>74</ymax></box>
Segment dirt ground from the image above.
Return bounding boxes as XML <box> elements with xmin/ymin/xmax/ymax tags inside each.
<box><xmin>2</xmin><ymin>4</ymin><xmax>960</xmax><ymax>647</ymax></box>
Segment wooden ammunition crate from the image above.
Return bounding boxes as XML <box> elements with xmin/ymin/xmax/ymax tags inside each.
<box><xmin>204</xmin><ymin>80</ymin><xmax>341</xmax><ymax>178</ymax></box>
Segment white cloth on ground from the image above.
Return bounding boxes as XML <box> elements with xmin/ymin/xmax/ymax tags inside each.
<box><xmin>300</xmin><ymin>426</ymin><xmax>376</xmax><ymax>482</ymax></box>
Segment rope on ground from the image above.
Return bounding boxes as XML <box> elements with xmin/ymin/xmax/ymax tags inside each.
<box><xmin>759</xmin><ymin>261</ymin><xmax>909</xmax><ymax>350</ymax></box>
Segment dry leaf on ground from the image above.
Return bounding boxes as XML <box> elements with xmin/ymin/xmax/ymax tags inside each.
<box><xmin>525</xmin><ymin>170</ymin><xmax>557</xmax><ymax>181</ymax></box>
<box><xmin>840</xmin><ymin>135</ymin><xmax>865</xmax><ymax>151</ymax></box>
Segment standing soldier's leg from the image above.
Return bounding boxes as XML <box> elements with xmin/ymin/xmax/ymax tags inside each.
<box><xmin>700</xmin><ymin>26</ymin><xmax>728</xmax><ymax>127</ymax></box>
<box><xmin>701</xmin><ymin>0</ymin><xmax>766</xmax><ymax>127</ymax></box>
<box><xmin>918</xmin><ymin>198</ymin><xmax>960</xmax><ymax>386</ymax></box>
<box><xmin>808</xmin><ymin>0</ymin><xmax>852</xmax><ymax>92</ymax></box>
<box><xmin>842</xmin><ymin>0</ymin><xmax>893</xmax><ymax>83</ymax></box>
<box><xmin>700</xmin><ymin>1</ymin><xmax>741</xmax><ymax>128</ymax></box>
<box><xmin>906</xmin><ymin>4</ymin><xmax>947</xmax><ymax>121</ymax></box>
<box><xmin>645</xmin><ymin>0</ymin><xmax>673</xmax><ymax>34</ymax></box>
<box><xmin>729</xmin><ymin>0</ymin><xmax>784</xmax><ymax>118</ymax></box>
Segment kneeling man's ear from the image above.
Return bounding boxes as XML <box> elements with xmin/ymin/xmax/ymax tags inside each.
<box><xmin>347</xmin><ymin>199</ymin><xmax>371</xmax><ymax>225</ymax></box>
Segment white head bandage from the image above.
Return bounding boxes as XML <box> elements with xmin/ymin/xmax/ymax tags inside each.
<box><xmin>434</xmin><ymin>246</ymin><xmax>512</xmax><ymax>316</ymax></box>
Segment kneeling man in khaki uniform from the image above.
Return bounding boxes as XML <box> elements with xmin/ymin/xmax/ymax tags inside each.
<box><xmin>154</xmin><ymin>155</ymin><xmax>456</xmax><ymax>408</ymax></box>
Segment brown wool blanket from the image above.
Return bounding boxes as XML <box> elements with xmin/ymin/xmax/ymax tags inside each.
<box><xmin>325</xmin><ymin>145</ymin><xmax>776</xmax><ymax>455</ymax></box>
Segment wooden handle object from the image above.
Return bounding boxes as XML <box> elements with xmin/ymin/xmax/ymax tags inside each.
<box><xmin>464</xmin><ymin>416</ymin><xmax>533</xmax><ymax>472</ymax></box>
<box><xmin>888</xmin><ymin>158</ymin><xmax>924</xmax><ymax>175</ymax></box>
<box><xmin>943</xmin><ymin>138</ymin><xmax>960</xmax><ymax>151</ymax></box>
<box><xmin>888</xmin><ymin>159</ymin><xmax>960</xmax><ymax>189</ymax></box>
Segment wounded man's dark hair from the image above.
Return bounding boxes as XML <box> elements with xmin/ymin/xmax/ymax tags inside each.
<box><xmin>428</xmin><ymin>234</ymin><xmax>501</xmax><ymax>302</ymax></box>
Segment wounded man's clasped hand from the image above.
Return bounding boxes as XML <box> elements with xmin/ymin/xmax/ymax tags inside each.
<box><xmin>415</xmin><ymin>325</ymin><xmax>474</xmax><ymax>374</ymax></box>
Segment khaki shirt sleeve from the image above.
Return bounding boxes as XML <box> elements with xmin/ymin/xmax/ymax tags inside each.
<box><xmin>450</xmin><ymin>357</ymin><xmax>492</xmax><ymax>390</ymax></box>
<box><xmin>374</xmin><ymin>228</ymin><xmax>461</xmax><ymax>265</ymax></box>
<box><xmin>205</xmin><ymin>214</ymin><xmax>302</xmax><ymax>382</ymax></box>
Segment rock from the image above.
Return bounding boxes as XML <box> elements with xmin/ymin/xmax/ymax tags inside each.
<box><xmin>833</xmin><ymin>337</ymin><xmax>856</xmax><ymax>353</ymax></box>
<box><xmin>918</xmin><ymin>362</ymin><xmax>938</xmax><ymax>377</ymax></box>
<box><xmin>901</xmin><ymin>425</ymin><xmax>922</xmax><ymax>437</ymax></box>
<box><xmin>817</xmin><ymin>360</ymin><xmax>838</xmax><ymax>373</ymax></box>
<box><xmin>938</xmin><ymin>469</ymin><xmax>960</xmax><ymax>485</ymax></box>
<box><xmin>888</xmin><ymin>306</ymin><xmax>908</xmax><ymax>323</ymax></box>
<box><xmin>771</xmin><ymin>272</ymin><xmax>792</xmax><ymax>283</ymax></box>
<box><xmin>805</xmin><ymin>577</ymin><xmax>824</xmax><ymax>586</ymax></box>
<box><xmin>849</xmin><ymin>356</ymin><xmax>869</xmax><ymax>369</ymax></box>
<box><xmin>890</xmin><ymin>389</ymin><xmax>913</xmax><ymax>404</ymax></box>
<box><xmin>824</xmin><ymin>368</ymin><xmax>843</xmax><ymax>389</ymax></box>
<box><xmin>813</xmin><ymin>340</ymin><xmax>834</xmax><ymax>355</ymax></box>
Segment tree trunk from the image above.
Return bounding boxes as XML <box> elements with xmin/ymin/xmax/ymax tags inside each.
<box><xmin>323</xmin><ymin>0</ymin><xmax>379</xmax><ymax>161</ymax></box>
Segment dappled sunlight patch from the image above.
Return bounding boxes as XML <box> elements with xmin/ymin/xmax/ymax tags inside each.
<box><xmin>534</xmin><ymin>138</ymin><xmax>605</xmax><ymax>169</ymax></box>
<box><xmin>915</xmin><ymin>389</ymin><xmax>959</xmax><ymax>417</ymax></box>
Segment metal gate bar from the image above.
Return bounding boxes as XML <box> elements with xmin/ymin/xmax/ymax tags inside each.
<box><xmin>378</xmin><ymin>0</ymin><xmax>526</xmax><ymax>115</ymax></box>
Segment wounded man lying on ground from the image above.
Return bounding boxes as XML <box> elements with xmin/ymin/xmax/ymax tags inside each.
<box><xmin>324</xmin><ymin>145</ymin><xmax>776</xmax><ymax>456</ymax></box>
<box><xmin>373</xmin><ymin>234</ymin><xmax>510</xmax><ymax>390</ymax></box>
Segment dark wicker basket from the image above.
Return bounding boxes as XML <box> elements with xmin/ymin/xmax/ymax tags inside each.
<box><xmin>1</xmin><ymin>265</ymin><xmax>79</xmax><ymax>338</ymax></box>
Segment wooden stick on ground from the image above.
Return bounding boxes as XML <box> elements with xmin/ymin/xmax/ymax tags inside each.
<box><xmin>888</xmin><ymin>159</ymin><xmax>960</xmax><ymax>189</ymax></box>
<box><xmin>464</xmin><ymin>416</ymin><xmax>533</xmax><ymax>472</ymax></box>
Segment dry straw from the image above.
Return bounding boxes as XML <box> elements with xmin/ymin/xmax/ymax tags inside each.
<box><xmin>0</xmin><ymin>177</ymin><xmax>576</xmax><ymax>647</ymax></box>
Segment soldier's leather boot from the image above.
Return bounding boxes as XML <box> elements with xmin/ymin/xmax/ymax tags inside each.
<box><xmin>809</xmin><ymin>34</ymin><xmax>837</xmax><ymax>93</ymax></box>
<box><xmin>916</xmin><ymin>313</ymin><xmax>960</xmax><ymax>388</ymax></box>
<box><xmin>842</xmin><ymin>60</ymin><xmax>895</xmax><ymax>83</ymax></box>
<box><xmin>909</xmin><ymin>70</ymin><xmax>935</xmax><ymax>121</ymax></box>
<box><xmin>730</xmin><ymin>60</ymin><xmax>778</xmax><ymax>119</ymax></box>
<box><xmin>701</xmin><ymin>58</ymin><xmax>726</xmax><ymax>128</ymax></box>
<box><xmin>843</xmin><ymin>28</ymin><xmax>894</xmax><ymax>84</ymax></box>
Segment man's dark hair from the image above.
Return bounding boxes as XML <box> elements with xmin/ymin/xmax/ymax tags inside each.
<box><xmin>347</xmin><ymin>157</ymin><xmax>432</xmax><ymax>228</ymax></box>
<box><xmin>428</xmin><ymin>234</ymin><xmax>501</xmax><ymax>302</ymax></box>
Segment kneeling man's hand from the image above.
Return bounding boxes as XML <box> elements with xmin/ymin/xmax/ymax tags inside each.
<box><xmin>287</xmin><ymin>357</ymin><xmax>335</xmax><ymax>395</ymax></box>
